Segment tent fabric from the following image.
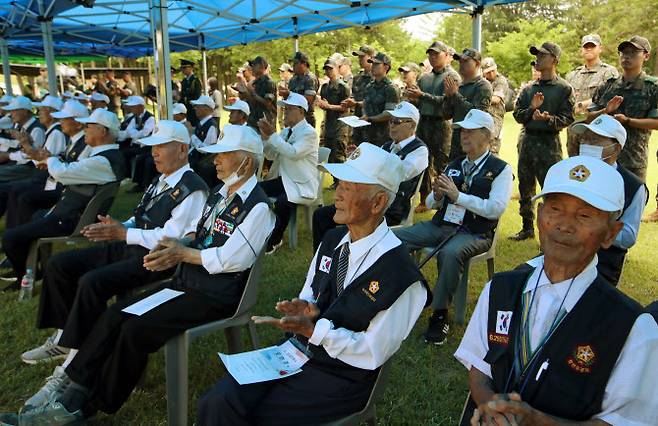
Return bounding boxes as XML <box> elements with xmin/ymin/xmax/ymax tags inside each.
<box><xmin>1</xmin><ymin>0</ymin><xmax>526</xmax><ymax>58</ymax></box>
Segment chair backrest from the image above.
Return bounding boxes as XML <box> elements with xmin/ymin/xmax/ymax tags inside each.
<box><xmin>70</xmin><ymin>181</ymin><xmax>121</xmax><ymax>236</ymax></box>
<box><xmin>362</xmin><ymin>357</ymin><xmax>393</xmax><ymax>413</ymax></box>
<box><xmin>232</xmin><ymin>249</ymin><xmax>266</xmax><ymax>318</ymax></box>
<box><xmin>315</xmin><ymin>147</ymin><xmax>332</xmax><ymax>205</ymax></box>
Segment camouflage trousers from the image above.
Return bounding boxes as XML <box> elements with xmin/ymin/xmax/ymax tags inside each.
<box><xmin>517</xmin><ymin>132</ymin><xmax>563</xmax><ymax>225</ymax></box>
<box><xmin>417</xmin><ymin>115</ymin><xmax>452</xmax><ymax>198</ymax></box>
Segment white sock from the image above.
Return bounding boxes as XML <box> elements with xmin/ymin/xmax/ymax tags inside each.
<box><xmin>53</xmin><ymin>329</ymin><xmax>63</xmax><ymax>345</ymax></box>
<box><xmin>61</xmin><ymin>349</ymin><xmax>78</xmax><ymax>369</ymax></box>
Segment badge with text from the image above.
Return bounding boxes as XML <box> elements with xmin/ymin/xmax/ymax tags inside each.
<box><xmin>444</xmin><ymin>203</ymin><xmax>466</xmax><ymax>225</ymax></box>
<box><xmin>319</xmin><ymin>255</ymin><xmax>332</xmax><ymax>273</ymax></box>
<box><xmin>495</xmin><ymin>311</ymin><xmax>513</xmax><ymax>335</ymax></box>
<box><xmin>566</xmin><ymin>344</ymin><xmax>596</xmax><ymax>374</ymax></box>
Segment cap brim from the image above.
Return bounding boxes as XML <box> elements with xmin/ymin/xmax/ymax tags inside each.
<box><xmin>581</xmin><ymin>41</ymin><xmax>600</xmax><ymax>47</ymax></box>
<box><xmin>276</xmin><ymin>100</ymin><xmax>307</xmax><ymax>111</ymax></box>
<box><xmin>617</xmin><ymin>41</ymin><xmax>644</xmax><ymax>52</ymax></box>
<box><xmin>482</xmin><ymin>66</ymin><xmax>496</xmax><ymax>73</ymax></box>
<box><xmin>320</xmin><ymin>163</ymin><xmax>379</xmax><ymax>186</ymax></box>
<box><xmin>2</xmin><ymin>105</ymin><xmax>29</xmax><ymax>111</ymax></box>
<box><xmin>533</xmin><ymin>185</ymin><xmax>621</xmax><ymax>212</ymax></box>
<box><xmin>571</xmin><ymin>123</ymin><xmax>622</xmax><ymax>144</ymax></box>
<box><xmin>75</xmin><ymin>116</ymin><xmax>96</xmax><ymax>124</ymax></box>
<box><xmin>199</xmin><ymin>143</ymin><xmax>260</xmax><ymax>155</ymax></box>
<box><xmin>190</xmin><ymin>101</ymin><xmax>213</xmax><ymax>108</ymax></box>
<box><xmin>352</xmin><ymin>51</ymin><xmax>364</xmax><ymax>56</ymax></box>
<box><xmin>138</xmin><ymin>135</ymin><xmax>187</xmax><ymax>146</ymax></box>
<box><xmin>452</xmin><ymin>120</ymin><xmax>484</xmax><ymax>130</ymax></box>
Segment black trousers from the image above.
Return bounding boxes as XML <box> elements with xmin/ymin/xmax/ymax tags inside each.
<box><xmin>64</xmin><ymin>282</ymin><xmax>239</xmax><ymax>414</ymax></box>
<box><xmin>37</xmin><ymin>242</ymin><xmax>173</xmax><ymax>348</ymax></box>
<box><xmin>6</xmin><ymin>184</ymin><xmax>60</xmax><ymax>229</ymax></box>
<box><xmin>260</xmin><ymin>177</ymin><xmax>295</xmax><ymax>246</ymax></box>
<box><xmin>196</xmin><ymin>364</ymin><xmax>372</xmax><ymax>426</ymax></box>
<box><xmin>2</xmin><ymin>214</ymin><xmax>76</xmax><ymax>279</ymax></box>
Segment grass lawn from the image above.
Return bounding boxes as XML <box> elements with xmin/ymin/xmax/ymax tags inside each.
<box><xmin>0</xmin><ymin>114</ymin><xmax>656</xmax><ymax>425</ymax></box>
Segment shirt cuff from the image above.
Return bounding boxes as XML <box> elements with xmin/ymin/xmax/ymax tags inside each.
<box><xmin>454</xmin><ymin>348</ymin><xmax>492</xmax><ymax>378</ymax></box>
<box><xmin>455</xmin><ymin>192</ymin><xmax>466</xmax><ymax>206</ymax></box>
<box><xmin>200</xmin><ymin>247</ymin><xmax>221</xmax><ymax>274</ymax></box>
<box><xmin>309</xmin><ymin>318</ymin><xmax>333</xmax><ymax>346</ymax></box>
<box><xmin>125</xmin><ymin>228</ymin><xmax>142</xmax><ymax>246</ymax></box>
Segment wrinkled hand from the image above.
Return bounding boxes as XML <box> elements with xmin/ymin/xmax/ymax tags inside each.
<box><xmin>613</xmin><ymin>113</ymin><xmax>630</xmax><ymax>125</ymax></box>
<box><xmin>81</xmin><ymin>215</ymin><xmax>127</xmax><ymax>242</ymax></box>
<box><xmin>532</xmin><ymin>109</ymin><xmax>551</xmax><ymax>122</ymax></box>
<box><xmin>432</xmin><ymin>177</ymin><xmax>445</xmax><ymax>199</ymax></box>
<box><xmin>444</xmin><ymin>76</ymin><xmax>459</xmax><ymax>97</ymax></box>
<box><xmin>251</xmin><ymin>298</ymin><xmax>320</xmax><ymax>338</ymax></box>
<box><xmin>258</xmin><ymin>118</ymin><xmax>276</xmax><ymax>139</ymax></box>
<box><xmin>404</xmin><ymin>86</ymin><xmax>423</xmax><ymax>100</ymax></box>
<box><xmin>316</xmin><ymin>98</ymin><xmax>330</xmax><ymax>110</ymax></box>
<box><xmin>437</xmin><ymin>174</ymin><xmax>459</xmax><ymax>202</ymax></box>
<box><xmin>478</xmin><ymin>393</ymin><xmax>537</xmax><ymax>426</ymax></box>
<box><xmin>530</xmin><ymin>92</ymin><xmax>544</xmax><ymax>109</ymax></box>
<box><xmin>472</xmin><ymin>394</ymin><xmax>520</xmax><ymax>426</ymax></box>
<box><xmin>605</xmin><ymin>95</ymin><xmax>624</xmax><ymax>114</ymax></box>
<box><xmin>143</xmin><ymin>237</ymin><xmax>190</xmax><ymax>271</ymax></box>
<box><xmin>341</xmin><ymin>98</ymin><xmax>357</xmax><ymax>109</ymax></box>
<box><xmin>275</xmin><ymin>298</ymin><xmax>320</xmax><ymax>320</ymax></box>
<box><xmin>28</xmin><ymin>148</ymin><xmax>51</xmax><ymax>161</ymax></box>
<box><xmin>36</xmin><ymin>162</ymin><xmax>48</xmax><ymax>170</ymax></box>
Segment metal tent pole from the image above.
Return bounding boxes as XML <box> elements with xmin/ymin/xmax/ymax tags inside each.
<box><xmin>39</xmin><ymin>5</ymin><xmax>58</xmax><ymax>96</ymax></box>
<box><xmin>80</xmin><ymin>62</ymin><xmax>86</xmax><ymax>87</ymax></box>
<box><xmin>149</xmin><ymin>0</ymin><xmax>173</xmax><ymax>120</ymax></box>
<box><xmin>200</xmin><ymin>33</ymin><xmax>208</xmax><ymax>95</ymax></box>
<box><xmin>471</xmin><ymin>6</ymin><xmax>483</xmax><ymax>52</ymax></box>
<box><xmin>0</xmin><ymin>38</ymin><xmax>12</xmax><ymax>96</ymax></box>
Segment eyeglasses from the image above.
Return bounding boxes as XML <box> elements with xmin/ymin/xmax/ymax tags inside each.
<box><xmin>390</xmin><ymin>118</ymin><xmax>413</xmax><ymax>125</ymax></box>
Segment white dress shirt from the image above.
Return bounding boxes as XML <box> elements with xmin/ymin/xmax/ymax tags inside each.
<box><xmin>39</xmin><ymin>123</ymin><xmax>67</xmax><ymax>161</ymax></box>
<box><xmin>614</xmin><ymin>163</ymin><xmax>647</xmax><ymax>249</ymax></box>
<box><xmin>46</xmin><ymin>144</ymin><xmax>121</xmax><ymax>185</ymax></box>
<box><xmin>190</xmin><ymin>115</ymin><xmax>218</xmax><ymax>150</ymax></box>
<box><xmin>122</xmin><ymin>164</ymin><xmax>207</xmax><ymax>250</ymax></box>
<box><xmin>118</xmin><ymin>111</ymin><xmax>156</xmax><ymax>145</ymax></box>
<box><xmin>390</xmin><ymin>135</ymin><xmax>429</xmax><ymax>181</ymax></box>
<box><xmin>427</xmin><ymin>150</ymin><xmax>513</xmax><ymax>220</ymax></box>
<box><xmin>199</xmin><ymin>174</ymin><xmax>275</xmax><ymax>274</ymax></box>
<box><xmin>9</xmin><ymin>117</ymin><xmax>47</xmax><ymax>164</ymax></box>
<box><xmin>455</xmin><ymin>256</ymin><xmax>658</xmax><ymax>425</ymax></box>
<box><xmin>43</xmin><ymin>131</ymin><xmax>91</xmax><ymax>191</ymax></box>
<box><xmin>298</xmin><ymin>220</ymin><xmax>427</xmax><ymax>370</ymax></box>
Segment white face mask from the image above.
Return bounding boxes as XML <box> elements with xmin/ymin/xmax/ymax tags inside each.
<box><xmin>222</xmin><ymin>156</ymin><xmax>248</xmax><ymax>188</ymax></box>
<box><xmin>579</xmin><ymin>143</ymin><xmax>616</xmax><ymax>161</ymax></box>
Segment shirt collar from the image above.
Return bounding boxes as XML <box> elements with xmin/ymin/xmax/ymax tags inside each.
<box><xmin>396</xmin><ymin>135</ymin><xmax>416</xmax><ymax>150</ymax></box>
<box><xmin>71</xmin><ymin>131</ymin><xmax>85</xmax><ymax>143</ymax></box>
<box><xmin>291</xmin><ymin>119</ymin><xmax>306</xmax><ymax>133</ymax></box>
<box><xmin>90</xmin><ymin>143</ymin><xmax>119</xmax><ymax>156</ymax></box>
<box><xmin>159</xmin><ymin>163</ymin><xmax>192</xmax><ymax>188</ymax></box>
<box><xmin>523</xmin><ymin>255</ymin><xmax>598</xmax><ymax>312</ymax></box>
<box><xmin>198</xmin><ymin>115</ymin><xmax>211</xmax><ymax>126</ymax></box>
<box><xmin>463</xmin><ymin>149</ymin><xmax>490</xmax><ymax>165</ymax></box>
<box><xmin>46</xmin><ymin>122</ymin><xmax>60</xmax><ymax>133</ymax></box>
<box><xmin>22</xmin><ymin>117</ymin><xmax>36</xmax><ymax>131</ymax></box>
<box><xmin>218</xmin><ymin>174</ymin><xmax>258</xmax><ymax>202</ymax></box>
<box><xmin>335</xmin><ymin>219</ymin><xmax>389</xmax><ymax>257</ymax></box>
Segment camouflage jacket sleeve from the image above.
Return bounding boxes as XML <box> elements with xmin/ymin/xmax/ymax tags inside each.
<box><xmin>446</xmin><ymin>80</ymin><xmax>493</xmax><ymax>118</ymax></box>
<box><xmin>513</xmin><ymin>84</ymin><xmax>535</xmax><ymax>124</ymax></box>
<box><xmin>384</xmin><ymin>84</ymin><xmax>400</xmax><ymax>110</ymax></box>
<box><xmin>545</xmin><ymin>84</ymin><xmax>575</xmax><ymax>131</ymax></box>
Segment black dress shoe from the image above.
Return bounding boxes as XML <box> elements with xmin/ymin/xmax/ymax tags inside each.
<box><xmin>508</xmin><ymin>228</ymin><xmax>535</xmax><ymax>241</ymax></box>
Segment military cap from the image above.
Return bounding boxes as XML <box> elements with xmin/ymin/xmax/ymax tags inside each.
<box><xmin>323</xmin><ymin>58</ymin><xmax>339</xmax><ymax>69</ymax></box>
<box><xmin>290</xmin><ymin>51</ymin><xmax>311</xmax><ymax>65</ymax></box>
<box><xmin>278</xmin><ymin>63</ymin><xmax>293</xmax><ymax>72</ymax></box>
<box><xmin>581</xmin><ymin>34</ymin><xmax>602</xmax><ymax>47</ymax></box>
<box><xmin>453</xmin><ymin>48</ymin><xmax>482</xmax><ymax>62</ymax></box>
<box><xmin>367</xmin><ymin>52</ymin><xmax>392</xmax><ymax>66</ymax></box>
<box><xmin>398</xmin><ymin>62</ymin><xmax>421</xmax><ymax>74</ymax></box>
<box><xmin>426</xmin><ymin>41</ymin><xmax>450</xmax><ymax>54</ymax></box>
<box><xmin>618</xmin><ymin>35</ymin><xmax>651</xmax><ymax>53</ymax></box>
<box><xmin>180</xmin><ymin>59</ymin><xmax>195</xmax><ymax>67</ymax></box>
<box><xmin>481</xmin><ymin>57</ymin><xmax>497</xmax><ymax>73</ymax></box>
<box><xmin>352</xmin><ymin>45</ymin><xmax>376</xmax><ymax>57</ymax></box>
<box><xmin>248</xmin><ymin>56</ymin><xmax>269</xmax><ymax>68</ymax></box>
<box><xmin>530</xmin><ymin>42</ymin><xmax>562</xmax><ymax>60</ymax></box>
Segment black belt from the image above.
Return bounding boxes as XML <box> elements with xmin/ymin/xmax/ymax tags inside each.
<box><xmin>524</xmin><ymin>128</ymin><xmax>559</xmax><ymax>137</ymax></box>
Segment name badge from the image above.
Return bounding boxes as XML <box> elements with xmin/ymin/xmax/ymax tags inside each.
<box><xmin>444</xmin><ymin>203</ymin><xmax>466</xmax><ymax>225</ymax></box>
<box><xmin>447</xmin><ymin>169</ymin><xmax>461</xmax><ymax>177</ymax></box>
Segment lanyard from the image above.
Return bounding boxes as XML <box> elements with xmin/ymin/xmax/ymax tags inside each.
<box><xmin>461</xmin><ymin>151</ymin><xmax>490</xmax><ymax>192</ymax></box>
<box><xmin>202</xmin><ymin>193</ymin><xmax>235</xmax><ymax>247</ymax></box>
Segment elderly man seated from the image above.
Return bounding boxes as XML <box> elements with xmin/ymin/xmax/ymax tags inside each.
<box><xmin>196</xmin><ymin>143</ymin><xmax>430</xmax><ymax>425</ymax></box>
<box><xmin>258</xmin><ymin>92</ymin><xmax>320</xmax><ymax>254</ymax></box>
<box><xmin>571</xmin><ymin>114</ymin><xmax>648</xmax><ymax>285</ymax></box>
<box><xmin>16</xmin><ymin>124</ymin><xmax>274</xmax><ymax>424</ymax></box>
<box><xmin>0</xmin><ymin>96</ymin><xmax>46</xmax><ymax>182</ymax></box>
<box><xmin>456</xmin><ymin>156</ymin><xmax>657</xmax><ymax>426</ymax></box>
<box><xmin>394</xmin><ymin>109</ymin><xmax>513</xmax><ymax>345</ymax></box>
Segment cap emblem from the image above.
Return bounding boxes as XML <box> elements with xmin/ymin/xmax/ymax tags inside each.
<box><xmin>349</xmin><ymin>147</ymin><xmax>361</xmax><ymax>160</ymax></box>
<box><xmin>593</xmin><ymin>118</ymin><xmax>603</xmax><ymax>125</ymax></box>
<box><xmin>569</xmin><ymin>165</ymin><xmax>590</xmax><ymax>182</ymax></box>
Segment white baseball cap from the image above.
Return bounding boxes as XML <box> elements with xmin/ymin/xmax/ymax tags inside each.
<box><xmin>172</xmin><ymin>103</ymin><xmax>187</xmax><ymax>115</ymax></box>
<box><xmin>452</xmin><ymin>109</ymin><xmax>495</xmax><ymax>134</ymax></box>
<box><xmin>3</xmin><ymin>96</ymin><xmax>33</xmax><ymax>111</ymax></box>
<box><xmin>90</xmin><ymin>92</ymin><xmax>110</xmax><ymax>104</ymax></box>
<box><xmin>387</xmin><ymin>101</ymin><xmax>420</xmax><ymax>124</ymax></box>
<box><xmin>73</xmin><ymin>92</ymin><xmax>90</xmax><ymax>101</ymax></box>
<box><xmin>277</xmin><ymin>92</ymin><xmax>308</xmax><ymax>112</ymax></box>
<box><xmin>533</xmin><ymin>155</ymin><xmax>624</xmax><ymax>213</ymax></box>
<box><xmin>76</xmin><ymin>108</ymin><xmax>120</xmax><ymax>132</ymax></box>
<box><xmin>199</xmin><ymin>124</ymin><xmax>263</xmax><ymax>155</ymax></box>
<box><xmin>122</xmin><ymin>95</ymin><xmax>145</xmax><ymax>107</ymax></box>
<box><xmin>0</xmin><ymin>115</ymin><xmax>13</xmax><ymax>129</ymax></box>
<box><xmin>571</xmin><ymin>114</ymin><xmax>627</xmax><ymax>147</ymax></box>
<box><xmin>138</xmin><ymin>120</ymin><xmax>190</xmax><ymax>146</ymax></box>
<box><xmin>321</xmin><ymin>142</ymin><xmax>405</xmax><ymax>193</ymax></box>
<box><xmin>0</xmin><ymin>95</ymin><xmax>13</xmax><ymax>104</ymax></box>
<box><xmin>52</xmin><ymin>100</ymin><xmax>90</xmax><ymax>119</ymax></box>
<box><xmin>191</xmin><ymin>95</ymin><xmax>216</xmax><ymax>110</ymax></box>
<box><xmin>32</xmin><ymin>95</ymin><xmax>64</xmax><ymax>111</ymax></box>
<box><xmin>224</xmin><ymin>99</ymin><xmax>250</xmax><ymax>116</ymax></box>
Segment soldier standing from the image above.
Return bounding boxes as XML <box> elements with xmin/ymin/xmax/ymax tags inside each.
<box><xmin>586</xmin><ymin>36</ymin><xmax>658</xmax><ymax>221</ymax></box>
<box><xmin>358</xmin><ymin>53</ymin><xmax>400</xmax><ymax>147</ymax></box>
<box><xmin>179</xmin><ymin>59</ymin><xmax>202</xmax><ymax>126</ymax></box>
<box><xmin>481</xmin><ymin>57</ymin><xmax>510</xmax><ymax>154</ymax></box>
<box><xmin>279</xmin><ymin>51</ymin><xmax>319</xmax><ymax>128</ymax></box>
<box><xmin>318</xmin><ymin>58</ymin><xmax>351</xmax><ymax>165</ymax></box>
<box><xmin>566</xmin><ymin>34</ymin><xmax>619</xmax><ymax>156</ymax></box>
<box><xmin>510</xmin><ymin>42</ymin><xmax>575</xmax><ymax>241</ymax></box>
<box><xmin>398</xmin><ymin>62</ymin><xmax>422</xmax><ymax>101</ymax></box>
<box><xmin>444</xmin><ymin>48</ymin><xmax>492</xmax><ymax>160</ymax></box>
<box><xmin>342</xmin><ymin>45</ymin><xmax>375</xmax><ymax>146</ymax></box>
<box><xmin>404</xmin><ymin>41</ymin><xmax>460</xmax><ymax>212</ymax></box>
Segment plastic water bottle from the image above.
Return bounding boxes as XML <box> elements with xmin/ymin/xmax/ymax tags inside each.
<box><xmin>18</xmin><ymin>268</ymin><xmax>34</xmax><ymax>301</ymax></box>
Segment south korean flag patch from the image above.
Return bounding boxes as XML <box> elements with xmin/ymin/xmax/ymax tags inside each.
<box><xmin>495</xmin><ymin>311</ymin><xmax>513</xmax><ymax>335</ymax></box>
<box><xmin>319</xmin><ymin>255</ymin><xmax>332</xmax><ymax>273</ymax></box>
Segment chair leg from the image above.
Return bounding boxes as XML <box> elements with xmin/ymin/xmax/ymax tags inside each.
<box><xmin>288</xmin><ymin>207</ymin><xmax>298</xmax><ymax>250</ymax></box>
<box><xmin>487</xmin><ymin>258</ymin><xmax>495</xmax><ymax>280</ymax></box>
<box><xmin>305</xmin><ymin>205</ymin><xmax>314</xmax><ymax>232</ymax></box>
<box><xmin>225</xmin><ymin>327</ymin><xmax>243</xmax><ymax>354</ymax></box>
<box><xmin>455</xmin><ymin>261</ymin><xmax>470</xmax><ymax>326</ymax></box>
<box><xmin>165</xmin><ymin>335</ymin><xmax>189</xmax><ymax>426</ymax></box>
<box><xmin>247</xmin><ymin>321</ymin><xmax>260</xmax><ymax>349</ymax></box>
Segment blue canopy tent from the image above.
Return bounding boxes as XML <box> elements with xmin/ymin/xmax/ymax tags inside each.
<box><xmin>1</xmin><ymin>0</ymin><xmax>526</xmax><ymax>115</ymax></box>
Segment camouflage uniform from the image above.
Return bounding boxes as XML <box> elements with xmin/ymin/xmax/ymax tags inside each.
<box><xmin>487</xmin><ymin>73</ymin><xmax>510</xmax><ymax>154</ymax></box>
<box><xmin>181</xmin><ymin>73</ymin><xmax>202</xmax><ymax>126</ymax></box>
<box><xmin>288</xmin><ymin>72</ymin><xmax>319</xmax><ymax>128</ymax></box>
<box><xmin>362</xmin><ymin>77</ymin><xmax>400</xmax><ymax>146</ymax></box>
<box><xmin>350</xmin><ymin>70</ymin><xmax>373</xmax><ymax>144</ymax></box>
<box><xmin>514</xmin><ymin>76</ymin><xmax>575</xmax><ymax>229</ymax></box>
<box><xmin>320</xmin><ymin>78</ymin><xmax>351</xmax><ymax>162</ymax></box>
<box><xmin>246</xmin><ymin>74</ymin><xmax>277</xmax><ymax>130</ymax></box>
<box><xmin>565</xmin><ymin>61</ymin><xmax>619</xmax><ymax>156</ymax></box>
<box><xmin>445</xmin><ymin>75</ymin><xmax>493</xmax><ymax>159</ymax></box>
<box><xmin>590</xmin><ymin>72</ymin><xmax>658</xmax><ymax>180</ymax></box>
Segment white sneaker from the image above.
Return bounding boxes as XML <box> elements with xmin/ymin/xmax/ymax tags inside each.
<box><xmin>23</xmin><ymin>366</ymin><xmax>71</xmax><ymax>410</ymax></box>
<box><xmin>21</xmin><ymin>333</ymin><xmax>70</xmax><ymax>365</ymax></box>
